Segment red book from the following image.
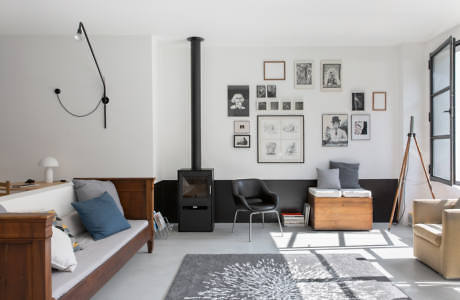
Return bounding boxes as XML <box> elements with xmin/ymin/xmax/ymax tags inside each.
<box><xmin>281</xmin><ymin>212</ymin><xmax>302</xmax><ymax>216</ymax></box>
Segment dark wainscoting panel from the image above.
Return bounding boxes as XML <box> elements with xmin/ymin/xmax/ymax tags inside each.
<box><xmin>155</xmin><ymin>179</ymin><xmax>398</xmax><ymax>223</ymax></box>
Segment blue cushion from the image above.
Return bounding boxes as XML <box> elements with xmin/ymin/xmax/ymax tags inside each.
<box><xmin>71</xmin><ymin>192</ymin><xmax>131</xmax><ymax>240</ymax></box>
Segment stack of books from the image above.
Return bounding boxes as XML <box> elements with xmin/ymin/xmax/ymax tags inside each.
<box><xmin>281</xmin><ymin>212</ymin><xmax>305</xmax><ymax>227</ymax></box>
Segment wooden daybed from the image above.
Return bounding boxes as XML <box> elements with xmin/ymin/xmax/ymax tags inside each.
<box><xmin>0</xmin><ymin>177</ymin><xmax>155</xmax><ymax>300</ymax></box>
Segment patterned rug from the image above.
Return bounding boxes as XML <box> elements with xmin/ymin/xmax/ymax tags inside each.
<box><xmin>166</xmin><ymin>253</ymin><xmax>410</xmax><ymax>300</ymax></box>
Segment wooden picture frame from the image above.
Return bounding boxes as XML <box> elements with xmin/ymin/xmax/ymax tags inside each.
<box><xmin>234</xmin><ymin>135</ymin><xmax>250</xmax><ymax>148</ymax></box>
<box><xmin>264</xmin><ymin>61</ymin><xmax>286</xmax><ymax>80</ymax></box>
<box><xmin>257</xmin><ymin>115</ymin><xmax>304</xmax><ymax>163</ymax></box>
<box><xmin>372</xmin><ymin>91</ymin><xmax>387</xmax><ymax>111</ymax></box>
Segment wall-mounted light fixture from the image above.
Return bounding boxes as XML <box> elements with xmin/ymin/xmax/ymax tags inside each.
<box><xmin>54</xmin><ymin>22</ymin><xmax>110</xmax><ymax>129</ymax></box>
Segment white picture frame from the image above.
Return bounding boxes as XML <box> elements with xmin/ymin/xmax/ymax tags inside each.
<box><xmin>234</xmin><ymin>120</ymin><xmax>250</xmax><ymax>134</ymax></box>
<box><xmin>294</xmin><ymin>60</ymin><xmax>314</xmax><ymax>89</ymax></box>
<box><xmin>320</xmin><ymin>60</ymin><xmax>342</xmax><ymax>92</ymax></box>
<box><xmin>322</xmin><ymin>114</ymin><xmax>348</xmax><ymax>147</ymax></box>
<box><xmin>351</xmin><ymin>114</ymin><xmax>371</xmax><ymax>140</ymax></box>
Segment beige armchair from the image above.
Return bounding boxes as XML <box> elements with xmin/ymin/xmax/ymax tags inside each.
<box><xmin>413</xmin><ymin>199</ymin><xmax>460</xmax><ymax>279</ymax></box>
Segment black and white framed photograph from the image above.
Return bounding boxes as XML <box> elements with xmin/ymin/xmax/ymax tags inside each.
<box><xmin>234</xmin><ymin>120</ymin><xmax>250</xmax><ymax>134</ymax></box>
<box><xmin>269</xmin><ymin>101</ymin><xmax>279</xmax><ymax>111</ymax></box>
<box><xmin>257</xmin><ymin>115</ymin><xmax>304</xmax><ymax>163</ymax></box>
<box><xmin>321</xmin><ymin>60</ymin><xmax>342</xmax><ymax>91</ymax></box>
<box><xmin>264</xmin><ymin>61</ymin><xmax>286</xmax><ymax>80</ymax></box>
<box><xmin>234</xmin><ymin>135</ymin><xmax>250</xmax><ymax>148</ymax></box>
<box><xmin>256</xmin><ymin>85</ymin><xmax>266</xmax><ymax>98</ymax></box>
<box><xmin>267</xmin><ymin>85</ymin><xmax>277</xmax><ymax>98</ymax></box>
<box><xmin>322</xmin><ymin>114</ymin><xmax>348</xmax><ymax>147</ymax></box>
<box><xmin>351</xmin><ymin>114</ymin><xmax>370</xmax><ymax>140</ymax></box>
<box><xmin>295</xmin><ymin>101</ymin><xmax>304</xmax><ymax>110</ymax></box>
<box><xmin>257</xmin><ymin>101</ymin><xmax>267</xmax><ymax>111</ymax></box>
<box><xmin>282</xmin><ymin>101</ymin><xmax>292</xmax><ymax>111</ymax></box>
<box><xmin>294</xmin><ymin>60</ymin><xmax>313</xmax><ymax>89</ymax></box>
<box><xmin>228</xmin><ymin>85</ymin><xmax>249</xmax><ymax>117</ymax></box>
<box><xmin>352</xmin><ymin>92</ymin><xmax>365</xmax><ymax>111</ymax></box>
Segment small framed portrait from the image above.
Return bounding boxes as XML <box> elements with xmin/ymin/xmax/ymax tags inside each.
<box><xmin>352</xmin><ymin>92</ymin><xmax>365</xmax><ymax>111</ymax></box>
<box><xmin>372</xmin><ymin>91</ymin><xmax>387</xmax><ymax>111</ymax></box>
<box><xmin>234</xmin><ymin>120</ymin><xmax>250</xmax><ymax>134</ymax></box>
<box><xmin>257</xmin><ymin>101</ymin><xmax>267</xmax><ymax>111</ymax></box>
<box><xmin>294</xmin><ymin>60</ymin><xmax>313</xmax><ymax>89</ymax></box>
<box><xmin>264</xmin><ymin>61</ymin><xmax>286</xmax><ymax>80</ymax></box>
<box><xmin>269</xmin><ymin>101</ymin><xmax>279</xmax><ymax>111</ymax></box>
<box><xmin>256</xmin><ymin>85</ymin><xmax>266</xmax><ymax>98</ymax></box>
<box><xmin>321</xmin><ymin>60</ymin><xmax>342</xmax><ymax>91</ymax></box>
<box><xmin>351</xmin><ymin>114</ymin><xmax>370</xmax><ymax>140</ymax></box>
<box><xmin>234</xmin><ymin>135</ymin><xmax>250</xmax><ymax>148</ymax></box>
<box><xmin>295</xmin><ymin>101</ymin><xmax>304</xmax><ymax>110</ymax></box>
<box><xmin>322</xmin><ymin>114</ymin><xmax>348</xmax><ymax>147</ymax></box>
<box><xmin>267</xmin><ymin>85</ymin><xmax>277</xmax><ymax>98</ymax></box>
<box><xmin>228</xmin><ymin>85</ymin><xmax>249</xmax><ymax>117</ymax></box>
<box><xmin>282</xmin><ymin>101</ymin><xmax>292</xmax><ymax>111</ymax></box>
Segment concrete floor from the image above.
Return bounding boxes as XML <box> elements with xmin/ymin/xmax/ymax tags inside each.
<box><xmin>92</xmin><ymin>223</ymin><xmax>460</xmax><ymax>300</ymax></box>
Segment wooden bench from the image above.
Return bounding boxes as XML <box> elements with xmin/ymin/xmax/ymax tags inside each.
<box><xmin>308</xmin><ymin>192</ymin><xmax>373</xmax><ymax>230</ymax></box>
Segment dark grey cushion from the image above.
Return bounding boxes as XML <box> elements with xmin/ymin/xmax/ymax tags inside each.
<box><xmin>0</xmin><ymin>204</ymin><xmax>6</xmax><ymax>213</ymax></box>
<box><xmin>72</xmin><ymin>180</ymin><xmax>124</xmax><ymax>216</ymax></box>
<box><xmin>316</xmin><ymin>168</ymin><xmax>341</xmax><ymax>189</ymax></box>
<box><xmin>330</xmin><ymin>161</ymin><xmax>360</xmax><ymax>188</ymax></box>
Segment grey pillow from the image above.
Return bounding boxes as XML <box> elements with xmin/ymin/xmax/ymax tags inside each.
<box><xmin>330</xmin><ymin>161</ymin><xmax>360</xmax><ymax>188</ymax></box>
<box><xmin>61</xmin><ymin>210</ymin><xmax>86</xmax><ymax>236</ymax></box>
<box><xmin>72</xmin><ymin>180</ymin><xmax>124</xmax><ymax>216</ymax></box>
<box><xmin>317</xmin><ymin>168</ymin><xmax>341</xmax><ymax>189</ymax></box>
<box><xmin>0</xmin><ymin>204</ymin><xmax>6</xmax><ymax>213</ymax></box>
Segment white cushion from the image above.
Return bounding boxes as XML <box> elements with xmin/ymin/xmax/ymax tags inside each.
<box><xmin>341</xmin><ymin>189</ymin><xmax>372</xmax><ymax>198</ymax></box>
<box><xmin>51</xmin><ymin>226</ymin><xmax>77</xmax><ymax>272</ymax></box>
<box><xmin>52</xmin><ymin>219</ymin><xmax>148</xmax><ymax>299</ymax></box>
<box><xmin>309</xmin><ymin>187</ymin><xmax>342</xmax><ymax>197</ymax></box>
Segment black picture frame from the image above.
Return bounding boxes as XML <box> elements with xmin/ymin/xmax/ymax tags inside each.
<box><xmin>351</xmin><ymin>92</ymin><xmax>365</xmax><ymax>111</ymax></box>
<box><xmin>228</xmin><ymin>85</ymin><xmax>250</xmax><ymax>117</ymax></box>
<box><xmin>257</xmin><ymin>115</ymin><xmax>305</xmax><ymax>163</ymax></box>
<box><xmin>234</xmin><ymin>135</ymin><xmax>250</xmax><ymax>148</ymax></box>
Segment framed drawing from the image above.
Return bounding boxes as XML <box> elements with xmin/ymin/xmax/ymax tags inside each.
<box><xmin>228</xmin><ymin>85</ymin><xmax>249</xmax><ymax>116</ymax></box>
<box><xmin>295</xmin><ymin>101</ymin><xmax>304</xmax><ymax>111</ymax></box>
<box><xmin>264</xmin><ymin>61</ymin><xmax>286</xmax><ymax>80</ymax></box>
<box><xmin>320</xmin><ymin>60</ymin><xmax>342</xmax><ymax>91</ymax></box>
<box><xmin>256</xmin><ymin>85</ymin><xmax>266</xmax><ymax>98</ymax></box>
<box><xmin>372</xmin><ymin>91</ymin><xmax>387</xmax><ymax>111</ymax></box>
<box><xmin>267</xmin><ymin>85</ymin><xmax>277</xmax><ymax>98</ymax></box>
<box><xmin>322</xmin><ymin>114</ymin><xmax>348</xmax><ymax>147</ymax></box>
<box><xmin>294</xmin><ymin>60</ymin><xmax>313</xmax><ymax>89</ymax></box>
<box><xmin>282</xmin><ymin>101</ymin><xmax>292</xmax><ymax>111</ymax></box>
<box><xmin>257</xmin><ymin>115</ymin><xmax>304</xmax><ymax>163</ymax></box>
<box><xmin>269</xmin><ymin>101</ymin><xmax>279</xmax><ymax>111</ymax></box>
<box><xmin>351</xmin><ymin>91</ymin><xmax>365</xmax><ymax>111</ymax></box>
<box><xmin>234</xmin><ymin>135</ymin><xmax>250</xmax><ymax>148</ymax></box>
<box><xmin>234</xmin><ymin>120</ymin><xmax>250</xmax><ymax>134</ymax></box>
<box><xmin>257</xmin><ymin>101</ymin><xmax>267</xmax><ymax>111</ymax></box>
<box><xmin>351</xmin><ymin>114</ymin><xmax>370</xmax><ymax>140</ymax></box>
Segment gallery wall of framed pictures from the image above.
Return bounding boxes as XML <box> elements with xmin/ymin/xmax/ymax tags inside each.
<box><xmin>226</xmin><ymin>56</ymin><xmax>387</xmax><ymax>160</ymax></box>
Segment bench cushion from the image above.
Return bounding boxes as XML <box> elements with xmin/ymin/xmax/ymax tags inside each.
<box><xmin>309</xmin><ymin>187</ymin><xmax>342</xmax><ymax>198</ymax></box>
<box><xmin>341</xmin><ymin>189</ymin><xmax>372</xmax><ymax>198</ymax></box>
<box><xmin>52</xmin><ymin>219</ymin><xmax>148</xmax><ymax>299</ymax></box>
<box><xmin>414</xmin><ymin>223</ymin><xmax>442</xmax><ymax>247</ymax></box>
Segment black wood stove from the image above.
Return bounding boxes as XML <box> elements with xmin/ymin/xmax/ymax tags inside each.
<box><xmin>177</xmin><ymin>37</ymin><xmax>215</xmax><ymax>232</ymax></box>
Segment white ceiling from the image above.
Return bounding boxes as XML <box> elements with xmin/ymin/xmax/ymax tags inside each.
<box><xmin>1</xmin><ymin>0</ymin><xmax>459</xmax><ymax>46</ymax></box>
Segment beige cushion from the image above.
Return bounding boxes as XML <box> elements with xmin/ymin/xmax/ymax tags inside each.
<box><xmin>414</xmin><ymin>223</ymin><xmax>442</xmax><ymax>247</ymax></box>
<box><xmin>309</xmin><ymin>187</ymin><xmax>341</xmax><ymax>198</ymax></box>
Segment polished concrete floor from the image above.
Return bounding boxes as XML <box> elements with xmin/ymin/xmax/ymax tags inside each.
<box><xmin>93</xmin><ymin>223</ymin><xmax>460</xmax><ymax>300</ymax></box>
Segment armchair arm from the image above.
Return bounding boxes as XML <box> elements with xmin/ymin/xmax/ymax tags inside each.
<box><xmin>234</xmin><ymin>194</ymin><xmax>254</xmax><ymax>211</ymax></box>
<box><xmin>259</xmin><ymin>181</ymin><xmax>279</xmax><ymax>206</ymax></box>
<box><xmin>441</xmin><ymin>209</ymin><xmax>460</xmax><ymax>277</ymax></box>
<box><xmin>413</xmin><ymin>199</ymin><xmax>457</xmax><ymax>224</ymax></box>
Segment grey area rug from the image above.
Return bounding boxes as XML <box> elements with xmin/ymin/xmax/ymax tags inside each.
<box><xmin>166</xmin><ymin>253</ymin><xmax>410</xmax><ymax>300</ymax></box>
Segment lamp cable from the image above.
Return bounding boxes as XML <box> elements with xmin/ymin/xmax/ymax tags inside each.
<box><xmin>55</xmin><ymin>90</ymin><xmax>102</xmax><ymax>118</ymax></box>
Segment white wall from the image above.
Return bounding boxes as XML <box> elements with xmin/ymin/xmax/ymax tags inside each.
<box><xmin>0</xmin><ymin>36</ymin><xmax>154</xmax><ymax>181</ymax></box>
<box><xmin>157</xmin><ymin>42</ymin><xmax>403</xmax><ymax>180</ymax></box>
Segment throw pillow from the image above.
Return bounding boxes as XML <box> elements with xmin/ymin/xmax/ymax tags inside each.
<box><xmin>73</xmin><ymin>179</ymin><xmax>124</xmax><ymax>215</ymax></box>
<box><xmin>330</xmin><ymin>161</ymin><xmax>361</xmax><ymax>188</ymax></box>
<box><xmin>51</xmin><ymin>226</ymin><xmax>77</xmax><ymax>272</ymax></box>
<box><xmin>71</xmin><ymin>192</ymin><xmax>131</xmax><ymax>241</ymax></box>
<box><xmin>60</xmin><ymin>210</ymin><xmax>86</xmax><ymax>236</ymax></box>
<box><xmin>316</xmin><ymin>168</ymin><xmax>341</xmax><ymax>189</ymax></box>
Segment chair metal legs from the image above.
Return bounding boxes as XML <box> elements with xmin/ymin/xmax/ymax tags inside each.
<box><xmin>232</xmin><ymin>209</ymin><xmax>283</xmax><ymax>242</ymax></box>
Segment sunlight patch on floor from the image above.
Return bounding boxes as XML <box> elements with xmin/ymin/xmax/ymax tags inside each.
<box><xmin>315</xmin><ymin>249</ymin><xmax>375</xmax><ymax>260</ymax></box>
<box><xmin>370</xmin><ymin>247</ymin><xmax>414</xmax><ymax>259</ymax></box>
<box><xmin>344</xmin><ymin>232</ymin><xmax>388</xmax><ymax>246</ymax></box>
<box><xmin>371</xmin><ymin>262</ymin><xmax>394</xmax><ymax>279</ymax></box>
<box><xmin>269</xmin><ymin>232</ymin><xmax>293</xmax><ymax>248</ymax></box>
<box><xmin>292</xmin><ymin>232</ymin><xmax>340</xmax><ymax>248</ymax></box>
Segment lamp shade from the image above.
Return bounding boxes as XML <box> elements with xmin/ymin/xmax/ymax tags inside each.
<box><xmin>38</xmin><ymin>157</ymin><xmax>59</xmax><ymax>168</ymax></box>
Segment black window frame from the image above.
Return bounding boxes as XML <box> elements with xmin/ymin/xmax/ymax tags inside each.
<box><xmin>429</xmin><ymin>36</ymin><xmax>456</xmax><ymax>185</ymax></box>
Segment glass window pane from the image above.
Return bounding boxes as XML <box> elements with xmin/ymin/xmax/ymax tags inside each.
<box><xmin>433</xmin><ymin>138</ymin><xmax>451</xmax><ymax>181</ymax></box>
<box><xmin>433</xmin><ymin>90</ymin><xmax>451</xmax><ymax>136</ymax></box>
<box><xmin>433</xmin><ymin>45</ymin><xmax>450</xmax><ymax>92</ymax></box>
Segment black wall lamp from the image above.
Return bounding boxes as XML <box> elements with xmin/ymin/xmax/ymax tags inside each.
<box><xmin>54</xmin><ymin>22</ymin><xmax>110</xmax><ymax>129</ymax></box>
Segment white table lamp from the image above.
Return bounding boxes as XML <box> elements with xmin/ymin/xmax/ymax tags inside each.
<box><xmin>38</xmin><ymin>157</ymin><xmax>59</xmax><ymax>183</ymax></box>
